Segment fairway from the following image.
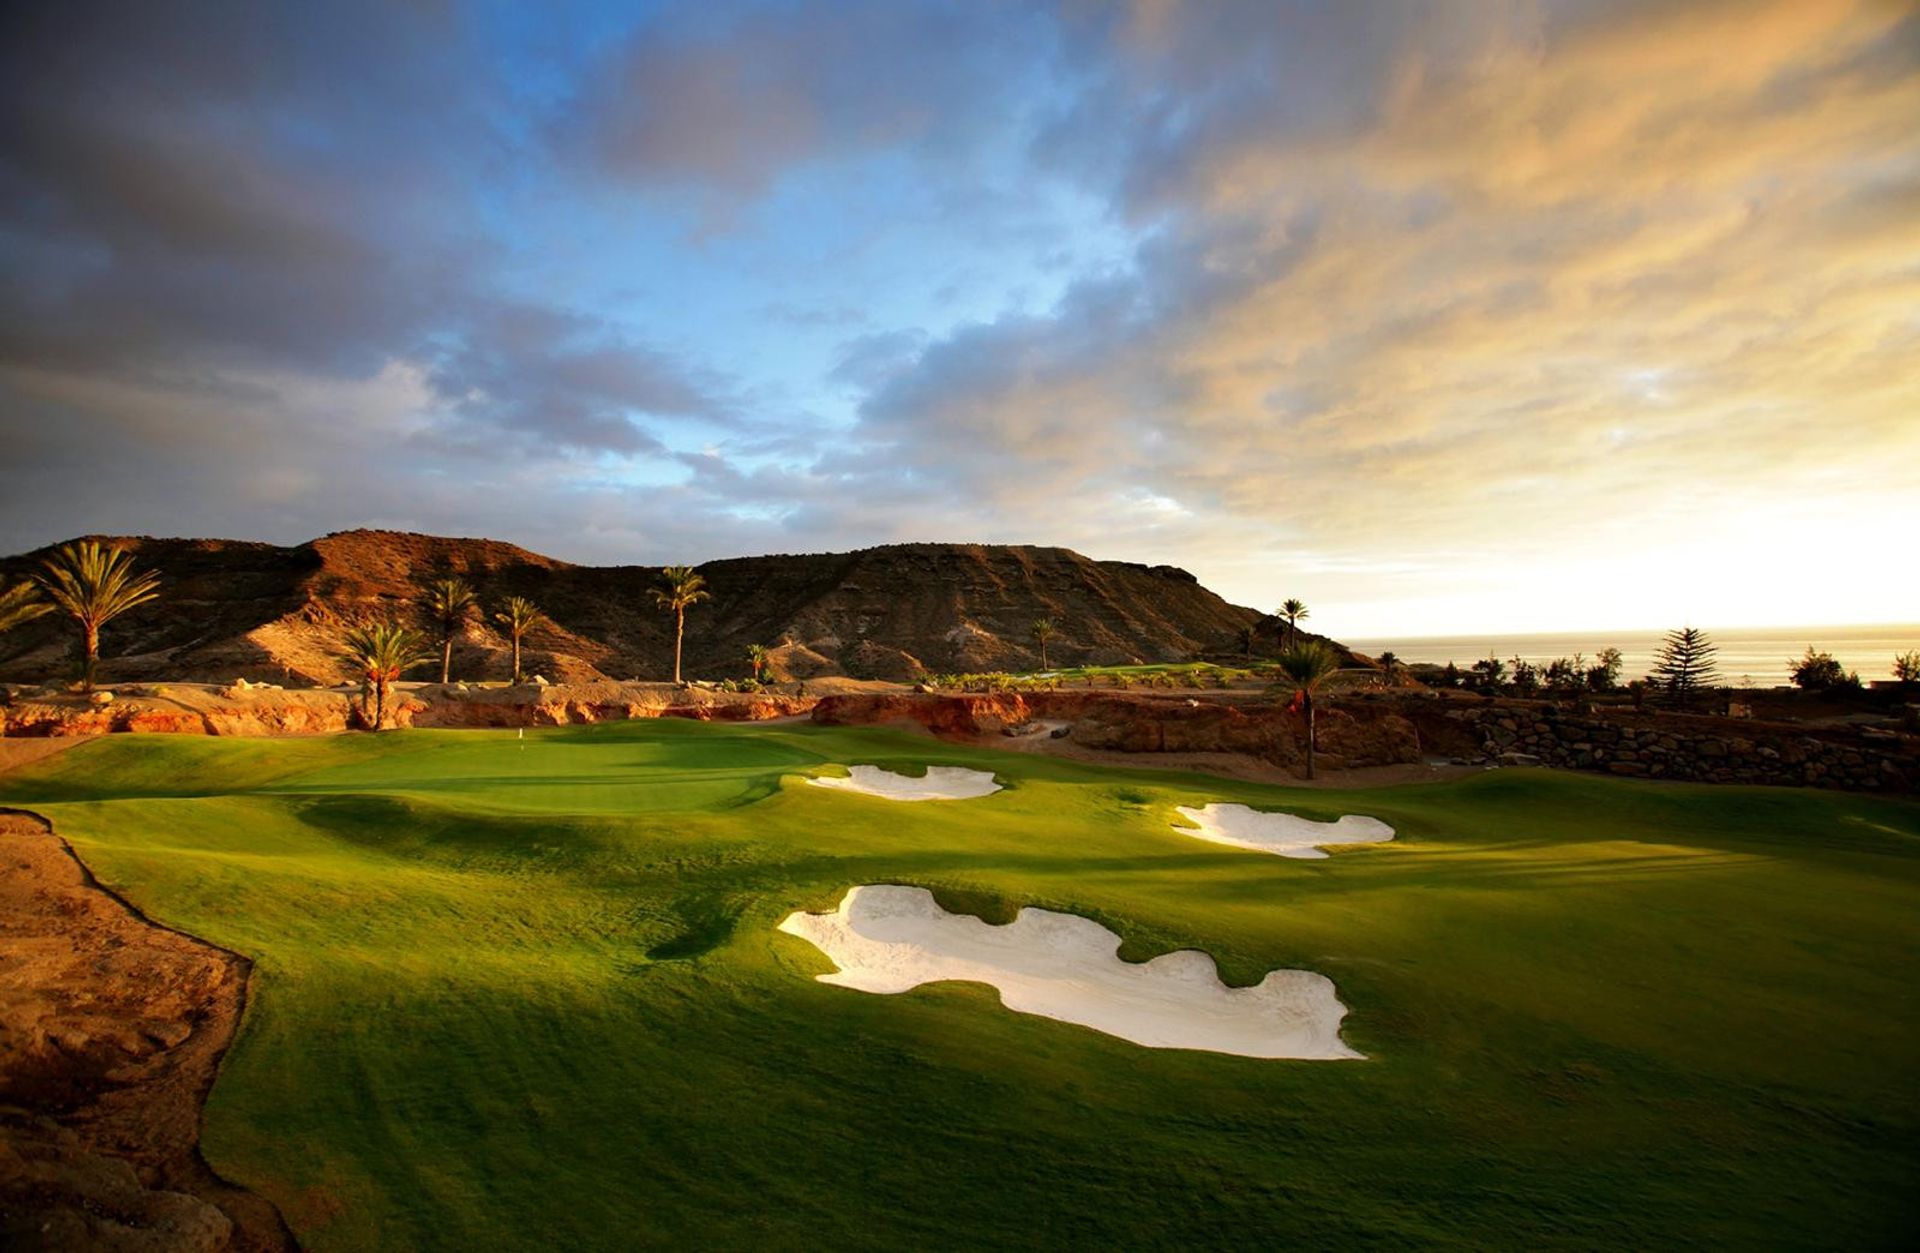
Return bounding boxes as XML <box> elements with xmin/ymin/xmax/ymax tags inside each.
<box><xmin>3</xmin><ymin>720</ymin><xmax>1917</xmax><ymax>1249</ymax></box>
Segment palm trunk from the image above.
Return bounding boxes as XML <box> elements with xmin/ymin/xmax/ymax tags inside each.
<box><xmin>440</xmin><ymin>632</ymin><xmax>453</xmax><ymax>684</ymax></box>
<box><xmin>82</xmin><ymin>622</ymin><xmax>100</xmax><ymax>693</ymax></box>
<box><xmin>511</xmin><ymin>634</ymin><xmax>523</xmax><ymax>684</ymax></box>
<box><xmin>1304</xmin><ymin>694</ymin><xmax>1317</xmax><ymax>780</ymax></box>
<box><xmin>374</xmin><ymin>677</ymin><xmax>387</xmax><ymax>731</ymax></box>
<box><xmin>674</xmin><ymin>609</ymin><xmax>685</xmax><ymax>684</ymax></box>
<box><xmin>1040</xmin><ymin>640</ymin><xmax>1048</xmax><ymax>669</ymax></box>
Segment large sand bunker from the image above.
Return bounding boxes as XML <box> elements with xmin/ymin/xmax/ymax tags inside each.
<box><xmin>779</xmin><ymin>885</ymin><xmax>1360</xmax><ymax>1060</ymax></box>
<box><xmin>1173</xmin><ymin>803</ymin><xmax>1395</xmax><ymax>859</ymax></box>
<box><xmin>807</xmin><ymin>764</ymin><xmax>1002</xmax><ymax>801</ymax></box>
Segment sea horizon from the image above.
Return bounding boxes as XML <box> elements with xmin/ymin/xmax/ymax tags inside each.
<box><xmin>1343</xmin><ymin>623</ymin><xmax>1920</xmax><ymax>688</ymax></box>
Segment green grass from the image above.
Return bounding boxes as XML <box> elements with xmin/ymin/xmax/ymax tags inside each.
<box><xmin>3</xmin><ymin>721</ymin><xmax>1917</xmax><ymax>1249</ymax></box>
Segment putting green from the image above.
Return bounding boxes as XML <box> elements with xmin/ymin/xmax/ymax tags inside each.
<box><xmin>2</xmin><ymin>720</ymin><xmax>1916</xmax><ymax>1249</ymax></box>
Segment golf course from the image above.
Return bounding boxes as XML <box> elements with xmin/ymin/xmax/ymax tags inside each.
<box><xmin>3</xmin><ymin>720</ymin><xmax>1917</xmax><ymax>1248</ymax></box>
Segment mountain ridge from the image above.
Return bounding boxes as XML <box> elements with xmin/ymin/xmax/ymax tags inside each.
<box><xmin>0</xmin><ymin>529</ymin><xmax>1337</xmax><ymax>685</ymax></box>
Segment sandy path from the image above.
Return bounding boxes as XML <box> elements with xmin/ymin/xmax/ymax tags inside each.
<box><xmin>0</xmin><ymin>736</ymin><xmax>92</xmax><ymax>777</ymax></box>
<box><xmin>0</xmin><ymin>809</ymin><xmax>293</xmax><ymax>1251</ymax></box>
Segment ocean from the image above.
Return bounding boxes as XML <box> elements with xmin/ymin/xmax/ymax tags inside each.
<box><xmin>1342</xmin><ymin>624</ymin><xmax>1920</xmax><ymax>688</ymax></box>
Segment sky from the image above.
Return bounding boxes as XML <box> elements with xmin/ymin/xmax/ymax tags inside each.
<box><xmin>1</xmin><ymin>0</ymin><xmax>1915</xmax><ymax>638</ymax></box>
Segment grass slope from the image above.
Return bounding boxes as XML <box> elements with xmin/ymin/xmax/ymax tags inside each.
<box><xmin>3</xmin><ymin>721</ymin><xmax>1917</xmax><ymax>1249</ymax></box>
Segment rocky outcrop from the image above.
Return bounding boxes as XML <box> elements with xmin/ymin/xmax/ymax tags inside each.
<box><xmin>0</xmin><ymin>811</ymin><xmax>293</xmax><ymax>1250</ymax></box>
<box><xmin>1</xmin><ymin>532</ymin><xmax>1324</xmax><ymax>688</ymax></box>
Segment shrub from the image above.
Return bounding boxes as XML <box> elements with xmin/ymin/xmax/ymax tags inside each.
<box><xmin>1789</xmin><ymin>648</ymin><xmax>1858</xmax><ymax>692</ymax></box>
<box><xmin>1544</xmin><ymin>655</ymin><xmax>1586</xmax><ymax>694</ymax></box>
<box><xmin>1893</xmin><ymin>651</ymin><xmax>1920</xmax><ymax>683</ymax></box>
<box><xmin>1587</xmin><ymin>648</ymin><xmax>1624</xmax><ymax>692</ymax></box>
<box><xmin>1470</xmin><ymin>656</ymin><xmax>1506</xmax><ymax>691</ymax></box>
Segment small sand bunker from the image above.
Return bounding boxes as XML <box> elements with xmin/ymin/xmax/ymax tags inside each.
<box><xmin>807</xmin><ymin>764</ymin><xmax>1002</xmax><ymax>801</ymax></box>
<box><xmin>779</xmin><ymin>885</ymin><xmax>1360</xmax><ymax>1060</ymax></box>
<box><xmin>1173</xmin><ymin>803</ymin><xmax>1394</xmax><ymax>859</ymax></box>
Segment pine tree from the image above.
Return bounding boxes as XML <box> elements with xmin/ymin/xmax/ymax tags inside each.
<box><xmin>1650</xmin><ymin>627</ymin><xmax>1719</xmax><ymax>708</ymax></box>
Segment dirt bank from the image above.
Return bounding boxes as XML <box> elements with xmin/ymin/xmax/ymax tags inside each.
<box><xmin>810</xmin><ymin>690</ymin><xmax>1430</xmax><ymax>783</ymax></box>
<box><xmin>0</xmin><ymin>810</ymin><xmax>293</xmax><ymax>1251</ymax></box>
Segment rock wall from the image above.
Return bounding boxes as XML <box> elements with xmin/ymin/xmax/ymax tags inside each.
<box><xmin>1440</xmin><ymin>701</ymin><xmax>1918</xmax><ymax>793</ymax></box>
<box><xmin>1</xmin><ymin>683</ymin><xmax>816</xmax><ymax>738</ymax></box>
<box><xmin>810</xmin><ymin>691</ymin><xmax>1424</xmax><ymax>777</ymax></box>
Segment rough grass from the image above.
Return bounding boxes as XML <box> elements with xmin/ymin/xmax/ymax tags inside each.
<box><xmin>3</xmin><ymin>721</ymin><xmax>1917</xmax><ymax>1249</ymax></box>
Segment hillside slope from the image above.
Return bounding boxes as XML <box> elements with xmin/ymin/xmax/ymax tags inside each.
<box><xmin>0</xmin><ymin>531</ymin><xmax>1330</xmax><ymax>685</ymax></box>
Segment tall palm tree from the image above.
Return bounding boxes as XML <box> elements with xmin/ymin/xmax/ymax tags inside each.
<box><xmin>0</xmin><ymin>582</ymin><xmax>53</xmax><ymax>634</ymax></box>
<box><xmin>1278</xmin><ymin>598</ymin><xmax>1309</xmax><ymax>647</ymax></box>
<box><xmin>1030</xmin><ymin>618</ymin><xmax>1056</xmax><ymax>670</ymax></box>
<box><xmin>34</xmin><ymin>541</ymin><xmax>161</xmax><ymax>692</ymax></box>
<box><xmin>341</xmin><ymin>620</ymin><xmax>431</xmax><ymax>730</ymax></box>
<box><xmin>651</xmin><ymin>565</ymin><xmax>709</xmax><ymax>684</ymax></box>
<box><xmin>1273</xmin><ymin>641</ymin><xmax>1343</xmax><ymax>780</ymax></box>
<box><xmin>492</xmin><ymin>596</ymin><xmax>547</xmax><ymax>684</ymax></box>
<box><xmin>746</xmin><ymin>643</ymin><xmax>769</xmax><ymax>682</ymax></box>
<box><xmin>419</xmin><ymin>576</ymin><xmax>477</xmax><ymax>684</ymax></box>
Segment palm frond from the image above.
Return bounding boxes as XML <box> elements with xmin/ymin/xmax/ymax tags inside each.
<box><xmin>35</xmin><ymin>541</ymin><xmax>161</xmax><ymax>628</ymax></box>
<box><xmin>0</xmin><ymin>582</ymin><xmax>54</xmax><ymax>634</ymax></box>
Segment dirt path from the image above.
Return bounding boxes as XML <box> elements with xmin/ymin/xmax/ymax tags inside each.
<box><xmin>0</xmin><ymin>809</ymin><xmax>293</xmax><ymax>1251</ymax></box>
<box><xmin>0</xmin><ymin>737</ymin><xmax>91</xmax><ymax>777</ymax></box>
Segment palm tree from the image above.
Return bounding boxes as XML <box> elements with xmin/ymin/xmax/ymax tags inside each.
<box><xmin>492</xmin><ymin>596</ymin><xmax>547</xmax><ymax>684</ymax></box>
<box><xmin>34</xmin><ymin>541</ymin><xmax>162</xmax><ymax>692</ymax></box>
<box><xmin>0</xmin><ymin>582</ymin><xmax>53</xmax><ymax>634</ymax></box>
<box><xmin>419</xmin><ymin>576</ymin><xmax>477</xmax><ymax>684</ymax></box>
<box><xmin>651</xmin><ymin>565</ymin><xmax>709</xmax><ymax>684</ymax></box>
<box><xmin>341</xmin><ymin>620</ymin><xmax>432</xmax><ymax>730</ymax></box>
<box><xmin>1278</xmin><ymin>598</ymin><xmax>1309</xmax><ymax>647</ymax></box>
<box><xmin>747</xmin><ymin>643</ymin><xmax>769</xmax><ymax>682</ymax></box>
<box><xmin>1030</xmin><ymin>618</ymin><xmax>1056</xmax><ymax>670</ymax></box>
<box><xmin>1273</xmin><ymin>641</ymin><xmax>1343</xmax><ymax>780</ymax></box>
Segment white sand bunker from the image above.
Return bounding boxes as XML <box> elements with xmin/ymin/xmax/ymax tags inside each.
<box><xmin>779</xmin><ymin>885</ymin><xmax>1360</xmax><ymax>1060</ymax></box>
<box><xmin>1174</xmin><ymin>803</ymin><xmax>1395</xmax><ymax>859</ymax></box>
<box><xmin>807</xmin><ymin>764</ymin><xmax>1002</xmax><ymax>801</ymax></box>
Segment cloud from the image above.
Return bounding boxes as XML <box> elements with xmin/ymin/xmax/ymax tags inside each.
<box><xmin>564</xmin><ymin>0</ymin><xmax>1054</xmax><ymax>198</ymax></box>
<box><xmin>831</xmin><ymin>0</ymin><xmax>1920</xmax><ymax>626</ymax></box>
<box><xmin>1</xmin><ymin>0</ymin><xmax>1914</xmax><ymax>635</ymax></box>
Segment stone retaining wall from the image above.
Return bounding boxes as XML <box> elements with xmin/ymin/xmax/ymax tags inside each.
<box><xmin>1444</xmin><ymin>702</ymin><xmax>1917</xmax><ymax>793</ymax></box>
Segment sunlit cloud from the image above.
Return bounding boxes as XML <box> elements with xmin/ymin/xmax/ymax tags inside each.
<box><xmin>0</xmin><ymin>1</ymin><xmax>1914</xmax><ymax>634</ymax></box>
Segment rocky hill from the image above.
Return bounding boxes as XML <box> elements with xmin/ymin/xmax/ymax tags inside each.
<box><xmin>0</xmin><ymin>530</ymin><xmax>1337</xmax><ymax>685</ymax></box>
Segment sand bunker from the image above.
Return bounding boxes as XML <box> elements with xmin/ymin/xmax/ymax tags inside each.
<box><xmin>807</xmin><ymin>764</ymin><xmax>1002</xmax><ymax>801</ymax></box>
<box><xmin>1173</xmin><ymin>803</ymin><xmax>1394</xmax><ymax>859</ymax></box>
<box><xmin>779</xmin><ymin>885</ymin><xmax>1360</xmax><ymax>1059</ymax></box>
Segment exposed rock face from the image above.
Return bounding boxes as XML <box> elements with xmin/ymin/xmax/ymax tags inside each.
<box><xmin>0</xmin><ymin>811</ymin><xmax>293</xmax><ymax>1251</ymax></box>
<box><xmin>0</xmin><ymin>533</ymin><xmax>1321</xmax><ymax>687</ymax></box>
